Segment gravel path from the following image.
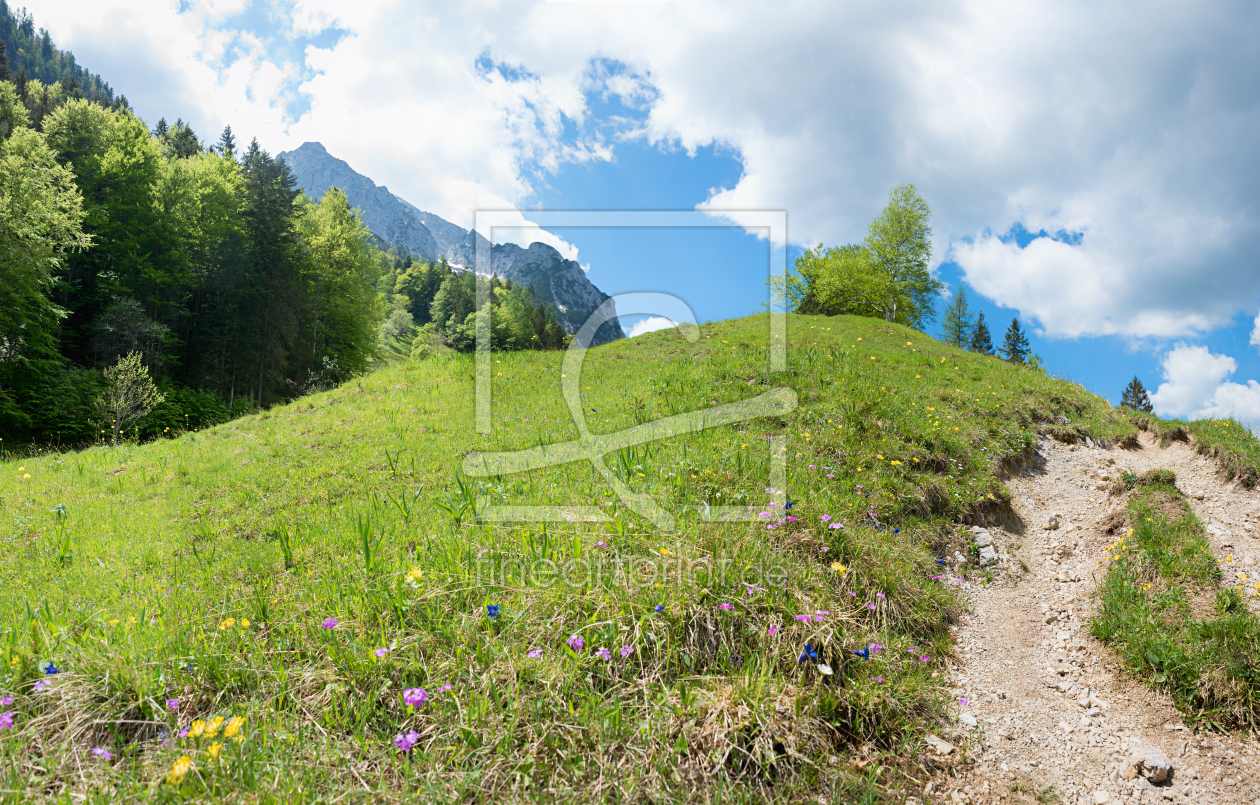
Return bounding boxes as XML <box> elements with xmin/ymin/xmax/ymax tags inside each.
<box><xmin>923</xmin><ymin>432</ymin><xmax>1260</xmax><ymax>805</ymax></box>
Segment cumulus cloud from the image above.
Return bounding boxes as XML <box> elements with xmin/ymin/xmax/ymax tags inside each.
<box><xmin>44</xmin><ymin>0</ymin><xmax>1260</xmax><ymax>339</ymax></box>
<box><xmin>624</xmin><ymin>316</ymin><xmax>678</xmax><ymax>338</ymax></box>
<box><xmin>1251</xmin><ymin>310</ymin><xmax>1260</xmax><ymax>350</ymax></box>
<box><xmin>1150</xmin><ymin>345</ymin><xmax>1260</xmax><ymax>427</ymax></box>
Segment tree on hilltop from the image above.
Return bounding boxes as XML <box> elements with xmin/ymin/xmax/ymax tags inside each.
<box><xmin>1121</xmin><ymin>376</ymin><xmax>1154</xmax><ymax>413</ymax></box>
<box><xmin>968</xmin><ymin>312</ymin><xmax>994</xmax><ymax>355</ymax></box>
<box><xmin>941</xmin><ymin>283</ymin><xmax>973</xmax><ymax>347</ymax></box>
<box><xmin>1001</xmin><ymin>317</ymin><xmax>1030</xmax><ymax>364</ymax></box>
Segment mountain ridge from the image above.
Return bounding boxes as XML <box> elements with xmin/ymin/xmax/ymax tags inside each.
<box><xmin>277</xmin><ymin>142</ymin><xmax>624</xmax><ymax>343</ymax></box>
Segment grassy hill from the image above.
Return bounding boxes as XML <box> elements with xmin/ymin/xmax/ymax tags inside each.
<box><xmin>0</xmin><ymin>313</ymin><xmax>1141</xmax><ymax>802</ymax></box>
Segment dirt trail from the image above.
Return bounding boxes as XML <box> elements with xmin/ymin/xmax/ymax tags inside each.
<box><xmin>924</xmin><ymin>433</ymin><xmax>1260</xmax><ymax>805</ymax></box>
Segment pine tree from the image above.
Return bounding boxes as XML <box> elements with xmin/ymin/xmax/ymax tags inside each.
<box><xmin>1001</xmin><ymin>317</ymin><xmax>1030</xmax><ymax>364</ymax></box>
<box><xmin>1121</xmin><ymin>376</ymin><xmax>1154</xmax><ymax>413</ymax></box>
<box><xmin>0</xmin><ymin>40</ymin><xmax>10</xmax><ymax>83</ymax></box>
<box><xmin>968</xmin><ymin>312</ymin><xmax>994</xmax><ymax>355</ymax></box>
<box><xmin>941</xmin><ymin>284</ymin><xmax>973</xmax><ymax>347</ymax></box>
<box><xmin>153</xmin><ymin>117</ymin><xmax>168</xmax><ymax>138</ymax></box>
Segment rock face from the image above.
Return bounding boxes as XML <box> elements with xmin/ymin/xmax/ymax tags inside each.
<box><xmin>278</xmin><ymin>142</ymin><xmax>624</xmax><ymax>345</ymax></box>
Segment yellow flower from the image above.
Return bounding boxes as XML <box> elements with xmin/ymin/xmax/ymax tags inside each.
<box><xmin>128</xmin><ymin>616</ymin><xmax>137</xmax><ymax>624</ymax></box>
<box><xmin>205</xmin><ymin>716</ymin><xmax>224</xmax><ymax>739</ymax></box>
<box><xmin>108</xmin><ymin>619</ymin><xmax>119</xmax><ymax>626</ymax></box>
<box><xmin>659</xmin><ymin>548</ymin><xmax>671</xmax><ymax>556</ymax></box>
<box><xmin>189</xmin><ymin>720</ymin><xmax>206</xmax><ymax>739</ymax></box>
<box><xmin>876</xmin><ymin>454</ymin><xmax>884</xmax><ymax>460</ymax></box>
<box><xmin>167</xmin><ymin>756</ymin><xmax>192</xmax><ymax>785</ymax></box>
<box><xmin>831</xmin><ymin>562</ymin><xmax>846</xmax><ymax>573</ymax></box>
<box><xmin>219</xmin><ymin>618</ymin><xmax>235</xmax><ymax>630</ymax></box>
<box><xmin>22</xmin><ymin>474</ymin><xmax>30</xmax><ymax>479</ymax></box>
<box><xmin>405</xmin><ymin>567</ymin><xmax>423</xmax><ymax>584</ymax></box>
<box><xmin>224</xmin><ymin>716</ymin><xmax>246</xmax><ymax>740</ymax></box>
<box><xmin>240</xmin><ymin>619</ymin><xmax>250</xmax><ymax>628</ymax></box>
<box><xmin>207</xmin><ymin>742</ymin><xmax>223</xmax><ymax>760</ymax></box>
<box><xmin>891</xmin><ymin>460</ymin><xmax>901</xmax><ymax>465</ymax></box>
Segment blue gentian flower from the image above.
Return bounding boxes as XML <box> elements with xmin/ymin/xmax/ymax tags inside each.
<box><xmin>486</xmin><ymin>605</ymin><xmax>499</xmax><ymax>619</ymax></box>
<box><xmin>798</xmin><ymin>644</ymin><xmax>818</xmax><ymax>663</ymax></box>
<box><xmin>654</xmin><ymin>604</ymin><xmax>664</xmax><ymax>613</ymax></box>
<box><xmin>44</xmin><ymin>663</ymin><xmax>59</xmax><ymax>676</ymax></box>
<box><xmin>853</xmin><ymin>648</ymin><xmax>870</xmax><ymax>660</ymax></box>
<box><xmin>785</xmin><ymin>501</ymin><xmax>793</xmax><ymax>509</ymax></box>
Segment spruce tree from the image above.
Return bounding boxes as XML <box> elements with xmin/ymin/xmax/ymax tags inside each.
<box><xmin>1121</xmin><ymin>376</ymin><xmax>1154</xmax><ymax>413</ymax></box>
<box><xmin>153</xmin><ymin>117</ymin><xmax>168</xmax><ymax>138</ymax></box>
<box><xmin>968</xmin><ymin>312</ymin><xmax>994</xmax><ymax>355</ymax></box>
<box><xmin>217</xmin><ymin>125</ymin><xmax>236</xmax><ymax>159</ymax></box>
<box><xmin>0</xmin><ymin>40</ymin><xmax>10</xmax><ymax>83</ymax></box>
<box><xmin>941</xmin><ymin>284</ymin><xmax>973</xmax><ymax>347</ymax></box>
<box><xmin>1001</xmin><ymin>317</ymin><xmax>1030</xmax><ymax>364</ymax></box>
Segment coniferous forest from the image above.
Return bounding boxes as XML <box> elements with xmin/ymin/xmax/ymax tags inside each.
<box><xmin>0</xmin><ymin>5</ymin><xmax>569</xmax><ymax>448</ymax></box>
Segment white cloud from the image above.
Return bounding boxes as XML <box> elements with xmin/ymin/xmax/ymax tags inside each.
<box><xmin>1251</xmin><ymin>310</ymin><xmax>1260</xmax><ymax>351</ymax></box>
<box><xmin>1150</xmin><ymin>344</ymin><xmax>1260</xmax><ymax>427</ymax></box>
<box><xmin>625</xmin><ymin>316</ymin><xmax>677</xmax><ymax>338</ymax></box>
<box><xmin>41</xmin><ymin>0</ymin><xmax>1260</xmax><ymax>340</ymax></box>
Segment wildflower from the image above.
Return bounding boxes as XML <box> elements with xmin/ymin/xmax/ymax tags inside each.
<box><xmin>848</xmin><ymin>591</ymin><xmax>857</xmax><ymax>596</ymax></box>
<box><xmin>745</xmin><ymin>584</ymin><xmax>764</xmax><ymax>595</ymax></box>
<box><xmin>820</xmin><ymin>514</ymin><xmax>831</xmax><ymax>521</ymax></box>
<box><xmin>920</xmin><ymin>656</ymin><xmax>929</xmax><ymax>662</ymax></box>
<box><xmin>876</xmin><ymin>592</ymin><xmax>885</xmax><ymax>599</ymax></box>
<box><xmin>394</xmin><ymin>730</ymin><xmax>420</xmax><ymax>752</ymax></box>
<box><xmin>527</xmin><ymin>649</ymin><xmax>543</xmax><ymax>659</ymax></box>
<box><xmin>0</xmin><ymin>697</ymin><xmax>10</xmax><ymax>705</ymax></box>
<box><xmin>654</xmin><ymin>604</ymin><xmax>663</xmax><ymax>613</ymax></box>
<box><xmin>91</xmin><ymin>747</ymin><xmax>112</xmax><ymax>760</ymax></box>
<box><xmin>240</xmin><ymin>619</ymin><xmax>250</xmax><ymax>628</ymax></box>
<box><xmin>108</xmin><ymin>619</ymin><xmax>119</xmax><ymax>626</ymax></box>
<box><xmin>166</xmin><ymin>698</ymin><xmax>179</xmax><ymax>710</ymax></box>
<box><xmin>567</xmin><ymin>634</ymin><xmax>585</xmax><ymax>651</ymax></box>
<box><xmin>821</xmin><ymin>546</ymin><xmax>830</xmax><ymax>552</ymax></box>
<box><xmin>826</xmin><ymin>474</ymin><xmax>835</xmax><ymax>478</ymax></box>
<box><xmin>786</xmin><ymin>515</ymin><xmax>798</xmax><ymax>522</ymax></box>
<box><xmin>224</xmin><ymin>716</ymin><xmax>245</xmax><ymax>741</ymax></box>
<box><xmin>405</xmin><ymin>568</ymin><xmax>423</xmax><ymax>585</ymax></box>
<box><xmin>207</xmin><ymin>742</ymin><xmax>223</xmax><ymax>760</ymax></box>
<box><xmin>205</xmin><ymin>716</ymin><xmax>224</xmax><ymax>738</ymax></box>
<box><xmin>596</xmin><ymin>647</ymin><xmax>613</xmax><ymax>660</ymax></box>
<box><xmin>437</xmin><ymin>684</ymin><xmax>453</xmax><ymax>693</ymax></box>
<box><xmin>486</xmin><ymin>604</ymin><xmax>500</xmax><ymax>619</ymax></box>
<box><xmin>0</xmin><ymin>712</ymin><xmax>13</xmax><ymax>730</ymax></box>
<box><xmin>374</xmin><ymin>648</ymin><xmax>390</xmax><ymax>658</ymax></box>
<box><xmin>219</xmin><ymin>618</ymin><xmax>236</xmax><ymax>630</ymax></box>
<box><xmin>189</xmin><ymin>720</ymin><xmax>206</xmax><ymax>738</ymax></box>
<box><xmin>178</xmin><ymin>728</ymin><xmax>189</xmax><ymax>738</ymax></box>
<box><xmin>794</xmin><ymin>615</ymin><xmax>812</xmax><ymax>622</ymax></box>
<box><xmin>595</xmin><ymin>541</ymin><xmax>607</xmax><ymax>548</ymax></box>
<box><xmin>128</xmin><ymin>616</ymin><xmax>137</xmax><ymax>624</ymax></box>
<box><xmin>759</xmin><ymin>511</ymin><xmax>772</xmax><ymax>518</ymax></box>
<box><xmin>867</xmin><ymin>604</ymin><xmax>876</xmax><ymax>610</ymax></box>
<box><xmin>43</xmin><ymin>663</ymin><xmax>59</xmax><ymax>675</ymax></box>
<box><xmin>32</xmin><ymin>680</ymin><xmax>48</xmax><ymax>693</ymax></box>
<box><xmin>831</xmin><ymin>562</ymin><xmax>845</xmax><ymax>573</ymax></box>
<box><xmin>798</xmin><ymin>644</ymin><xmax>818</xmax><ymax>663</ymax></box>
<box><xmin>321</xmin><ymin>617</ymin><xmax>338</xmax><ymax>629</ymax></box>
<box><xmin>768</xmin><ymin>625</ymin><xmax>778</xmax><ymax>636</ymax></box>
<box><xmin>853</xmin><ymin>647</ymin><xmax>870</xmax><ymax>659</ymax></box>
<box><xmin>829</xmin><ymin>522</ymin><xmax>843</xmax><ymax>529</ymax></box>
<box><xmin>402</xmin><ymin>688</ymin><xmax>429</xmax><ymax>707</ymax></box>
<box><xmin>719</xmin><ymin>603</ymin><xmax>734</xmax><ymax>611</ymax></box>
<box><xmin>167</xmin><ymin>756</ymin><xmax>192</xmax><ymax>785</ymax></box>
<box><xmin>960</xmin><ymin>697</ymin><xmax>969</xmax><ymax>707</ymax></box>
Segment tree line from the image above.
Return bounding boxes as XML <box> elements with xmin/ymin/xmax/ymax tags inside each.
<box><xmin>0</xmin><ymin>81</ymin><xmax>386</xmax><ymax>446</ymax></box>
<box><xmin>0</xmin><ymin>2</ymin><xmax>119</xmax><ymax>117</ymax></box>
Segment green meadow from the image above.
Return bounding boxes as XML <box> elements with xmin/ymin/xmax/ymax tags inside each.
<box><xmin>1</xmin><ymin>313</ymin><xmax>1141</xmax><ymax>802</ymax></box>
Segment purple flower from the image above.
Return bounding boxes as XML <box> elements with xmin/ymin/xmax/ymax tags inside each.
<box><xmin>0</xmin><ymin>712</ymin><xmax>13</xmax><ymax>730</ymax></box>
<box><xmin>876</xmin><ymin>592</ymin><xmax>885</xmax><ymax>599</ymax></box>
<box><xmin>919</xmin><ymin>656</ymin><xmax>929</xmax><ymax>662</ymax></box>
<box><xmin>394</xmin><ymin>729</ymin><xmax>420</xmax><ymax>751</ymax></box>
<box><xmin>567</xmin><ymin>634</ymin><xmax>585</xmax><ymax>652</ymax></box>
<box><xmin>166</xmin><ymin>698</ymin><xmax>179</xmax><ymax>710</ymax></box>
<box><xmin>719</xmin><ymin>603</ymin><xmax>733</xmax><ymax>611</ymax></box>
<box><xmin>856</xmin><ymin>485</ymin><xmax>863</xmax><ymax>489</ymax></box>
<box><xmin>808</xmin><ymin>465</ymin><xmax>816</xmax><ymax>469</ymax></box>
<box><xmin>829</xmin><ymin>523</ymin><xmax>843</xmax><ymax>530</ymax></box>
<box><xmin>619</xmin><ymin>645</ymin><xmax>633</xmax><ymax>658</ymax></box>
<box><xmin>848</xmin><ymin>591</ymin><xmax>857</xmax><ymax>596</ymax></box>
<box><xmin>178</xmin><ymin>728</ymin><xmax>189</xmax><ymax>738</ymax></box>
<box><xmin>402</xmin><ymin>688</ymin><xmax>429</xmax><ymax>707</ymax></box>
<box><xmin>794</xmin><ymin>615</ymin><xmax>811</xmax><ymax>622</ymax></box>
<box><xmin>820</xmin><ymin>514</ymin><xmax>831</xmax><ymax>521</ymax></box>
<box><xmin>826</xmin><ymin>474</ymin><xmax>835</xmax><ymax>478</ymax></box>
<box><xmin>758</xmin><ymin>511</ymin><xmax>772</xmax><ymax>518</ymax></box>
<box><xmin>786</xmin><ymin>516</ymin><xmax>798</xmax><ymax>522</ymax></box>
<box><xmin>768</xmin><ymin>625</ymin><xmax>778</xmax><ymax>636</ymax></box>
<box><xmin>91</xmin><ymin>747</ymin><xmax>112</xmax><ymax>760</ymax></box>
<box><xmin>437</xmin><ymin>684</ymin><xmax>453</xmax><ymax>693</ymax></box>
<box><xmin>595</xmin><ymin>541</ymin><xmax>607</xmax><ymax>548</ymax></box>
<box><xmin>321</xmin><ymin>617</ymin><xmax>338</xmax><ymax>629</ymax></box>
<box><xmin>767</xmin><ymin>502</ymin><xmax>778</xmax><ymax>509</ymax></box>
<box><xmin>821</xmin><ymin>546</ymin><xmax>830</xmax><ymax>552</ymax></box>
<box><xmin>374</xmin><ymin>648</ymin><xmax>390</xmax><ymax>658</ymax></box>
<box><xmin>595</xmin><ymin>647</ymin><xmax>612</xmax><ymax>660</ymax></box>
<box><xmin>32</xmin><ymin>680</ymin><xmax>48</xmax><ymax>693</ymax></box>
<box><xmin>867</xmin><ymin>604</ymin><xmax>876</xmax><ymax>610</ymax></box>
<box><xmin>0</xmin><ymin>697</ymin><xmax>12</xmax><ymax>706</ymax></box>
<box><xmin>527</xmin><ymin>649</ymin><xmax>543</xmax><ymax>659</ymax></box>
<box><xmin>960</xmin><ymin>697</ymin><xmax>969</xmax><ymax>707</ymax></box>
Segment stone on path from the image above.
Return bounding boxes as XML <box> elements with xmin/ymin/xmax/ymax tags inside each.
<box><xmin>1128</xmin><ymin>745</ymin><xmax>1173</xmax><ymax>783</ymax></box>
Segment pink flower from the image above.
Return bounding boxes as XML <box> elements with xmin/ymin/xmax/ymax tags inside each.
<box><xmin>527</xmin><ymin>649</ymin><xmax>543</xmax><ymax>659</ymax></box>
<box><xmin>321</xmin><ymin>617</ymin><xmax>338</xmax><ymax>629</ymax></box>
<box><xmin>0</xmin><ymin>712</ymin><xmax>14</xmax><ymax>730</ymax></box>
<box><xmin>808</xmin><ymin>465</ymin><xmax>817</xmax><ymax>469</ymax></box>
<box><xmin>166</xmin><ymin>698</ymin><xmax>179</xmax><ymax>710</ymax></box>
<box><xmin>794</xmin><ymin>615</ymin><xmax>811</xmax><ymax>622</ymax></box>
<box><xmin>567</xmin><ymin>634</ymin><xmax>585</xmax><ymax>651</ymax></box>
<box><xmin>826</xmin><ymin>474</ymin><xmax>835</xmax><ymax>478</ymax></box>
<box><xmin>768</xmin><ymin>625</ymin><xmax>778</xmax><ymax>636</ymax></box>
<box><xmin>374</xmin><ymin>648</ymin><xmax>390</xmax><ymax>658</ymax></box>
<box><xmin>829</xmin><ymin>523</ymin><xmax>843</xmax><ymax>529</ymax></box>
<box><xmin>402</xmin><ymin>688</ymin><xmax>429</xmax><ymax>707</ymax></box>
<box><xmin>876</xmin><ymin>592</ymin><xmax>885</xmax><ymax>599</ymax></box>
<box><xmin>786</xmin><ymin>516</ymin><xmax>798</xmax><ymax>522</ymax></box>
<box><xmin>821</xmin><ymin>546</ymin><xmax>830</xmax><ymax>552</ymax></box>
<box><xmin>595</xmin><ymin>647</ymin><xmax>612</xmax><ymax>660</ymax></box>
<box><xmin>919</xmin><ymin>656</ymin><xmax>929</xmax><ymax>662</ymax></box>
<box><xmin>394</xmin><ymin>730</ymin><xmax>420</xmax><ymax>751</ymax></box>
<box><xmin>91</xmin><ymin>747</ymin><xmax>112</xmax><ymax>760</ymax></box>
<box><xmin>960</xmin><ymin>697</ymin><xmax>969</xmax><ymax>707</ymax></box>
<box><xmin>619</xmin><ymin>645</ymin><xmax>633</xmax><ymax>658</ymax></box>
<box><xmin>719</xmin><ymin>603</ymin><xmax>734</xmax><ymax>611</ymax></box>
<box><xmin>819</xmin><ymin>514</ymin><xmax>831</xmax><ymax>521</ymax></box>
<box><xmin>0</xmin><ymin>697</ymin><xmax>12</xmax><ymax>706</ymax></box>
<box><xmin>868</xmin><ymin>604</ymin><xmax>876</xmax><ymax>610</ymax></box>
<box><xmin>437</xmin><ymin>684</ymin><xmax>453</xmax><ymax>693</ymax></box>
<box><xmin>595</xmin><ymin>541</ymin><xmax>607</xmax><ymax>548</ymax></box>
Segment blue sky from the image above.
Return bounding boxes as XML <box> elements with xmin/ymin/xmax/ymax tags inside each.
<box><xmin>41</xmin><ymin>0</ymin><xmax>1260</xmax><ymax>425</ymax></box>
